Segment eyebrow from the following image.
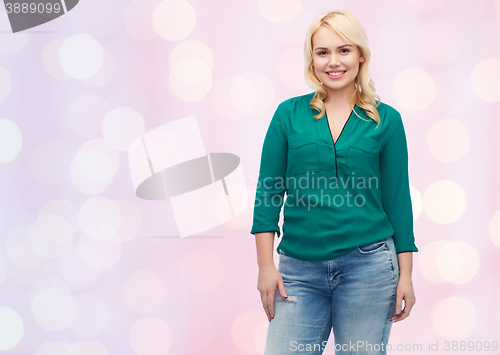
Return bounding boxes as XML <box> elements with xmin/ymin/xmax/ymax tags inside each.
<box><xmin>315</xmin><ymin>44</ymin><xmax>353</xmax><ymax>51</ymax></box>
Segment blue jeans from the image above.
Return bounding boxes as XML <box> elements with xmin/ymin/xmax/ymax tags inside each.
<box><xmin>264</xmin><ymin>236</ymin><xmax>400</xmax><ymax>355</ymax></box>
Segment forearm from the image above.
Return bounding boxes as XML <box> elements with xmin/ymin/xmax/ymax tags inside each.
<box><xmin>255</xmin><ymin>232</ymin><xmax>275</xmax><ymax>267</ymax></box>
<box><xmin>397</xmin><ymin>251</ymin><xmax>413</xmax><ymax>279</ymax></box>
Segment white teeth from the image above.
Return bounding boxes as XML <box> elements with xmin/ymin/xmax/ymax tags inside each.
<box><xmin>327</xmin><ymin>71</ymin><xmax>345</xmax><ymax>76</ymax></box>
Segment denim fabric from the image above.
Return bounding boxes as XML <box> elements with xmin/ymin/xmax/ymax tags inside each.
<box><xmin>264</xmin><ymin>236</ymin><xmax>400</xmax><ymax>355</ymax></box>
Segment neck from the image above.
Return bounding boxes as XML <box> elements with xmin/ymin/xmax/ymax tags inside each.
<box><xmin>323</xmin><ymin>82</ymin><xmax>356</xmax><ymax>107</ymax></box>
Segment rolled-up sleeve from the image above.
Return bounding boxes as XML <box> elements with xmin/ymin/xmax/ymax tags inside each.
<box><xmin>379</xmin><ymin>110</ymin><xmax>418</xmax><ymax>253</ymax></box>
<box><xmin>250</xmin><ymin>102</ymin><xmax>288</xmax><ymax>238</ymax></box>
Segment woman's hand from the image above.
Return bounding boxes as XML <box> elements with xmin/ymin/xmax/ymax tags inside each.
<box><xmin>390</xmin><ymin>275</ymin><xmax>415</xmax><ymax>322</ymax></box>
<box><xmin>257</xmin><ymin>264</ymin><xmax>287</xmax><ymax>321</ymax></box>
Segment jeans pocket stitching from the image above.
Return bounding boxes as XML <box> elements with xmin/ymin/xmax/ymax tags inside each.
<box><xmin>356</xmin><ymin>241</ymin><xmax>388</xmax><ymax>254</ymax></box>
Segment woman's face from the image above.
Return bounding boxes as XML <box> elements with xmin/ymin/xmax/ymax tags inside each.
<box><xmin>311</xmin><ymin>26</ymin><xmax>365</xmax><ymax>97</ymax></box>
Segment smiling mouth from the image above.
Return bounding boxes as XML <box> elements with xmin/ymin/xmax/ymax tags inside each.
<box><xmin>326</xmin><ymin>70</ymin><xmax>346</xmax><ymax>76</ymax></box>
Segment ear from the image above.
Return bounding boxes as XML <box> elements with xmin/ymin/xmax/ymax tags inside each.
<box><xmin>359</xmin><ymin>56</ymin><xmax>365</xmax><ymax>63</ymax></box>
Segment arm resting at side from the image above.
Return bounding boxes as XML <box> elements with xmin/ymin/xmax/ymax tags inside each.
<box><xmin>391</xmin><ymin>251</ymin><xmax>415</xmax><ymax>322</ymax></box>
<box><xmin>255</xmin><ymin>232</ymin><xmax>288</xmax><ymax>321</ymax></box>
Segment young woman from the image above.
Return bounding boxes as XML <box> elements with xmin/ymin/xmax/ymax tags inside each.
<box><xmin>250</xmin><ymin>10</ymin><xmax>418</xmax><ymax>355</ymax></box>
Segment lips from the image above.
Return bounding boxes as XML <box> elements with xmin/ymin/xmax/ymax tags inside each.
<box><xmin>326</xmin><ymin>70</ymin><xmax>346</xmax><ymax>76</ymax></box>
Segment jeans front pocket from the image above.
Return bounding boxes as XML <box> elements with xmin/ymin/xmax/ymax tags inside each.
<box><xmin>287</xmin><ymin>132</ymin><xmax>320</xmax><ymax>177</ymax></box>
<box><xmin>356</xmin><ymin>239</ymin><xmax>388</xmax><ymax>254</ymax></box>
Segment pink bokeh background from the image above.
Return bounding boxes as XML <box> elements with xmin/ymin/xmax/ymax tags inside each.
<box><xmin>0</xmin><ymin>0</ymin><xmax>500</xmax><ymax>354</ymax></box>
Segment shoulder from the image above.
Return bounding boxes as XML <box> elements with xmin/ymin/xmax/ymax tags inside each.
<box><xmin>276</xmin><ymin>92</ymin><xmax>315</xmax><ymax>112</ymax></box>
<box><xmin>374</xmin><ymin>100</ymin><xmax>404</xmax><ymax>131</ymax></box>
<box><xmin>375</xmin><ymin>100</ymin><xmax>401</xmax><ymax>120</ymax></box>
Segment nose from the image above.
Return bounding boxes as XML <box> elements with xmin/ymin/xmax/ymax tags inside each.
<box><xmin>329</xmin><ymin>54</ymin><xmax>340</xmax><ymax>67</ymax></box>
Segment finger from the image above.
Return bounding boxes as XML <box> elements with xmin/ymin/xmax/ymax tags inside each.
<box><xmin>277</xmin><ymin>279</ymin><xmax>288</xmax><ymax>299</ymax></box>
<box><xmin>261</xmin><ymin>293</ymin><xmax>271</xmax><ymax>321</ymax></box>
<box><xmin>268</xmin><ymin>288</ymin><xmax>277</xmax><ymax>319</ymax></box>
<box><xmin>396</xmin><ymin>309</ymin><xmax>409</xmax><ymax>322</ymax></box>
<box><xmin>406</xmin><ymin>297</ymin><xmax>416</xmax><ymax>313</ymax></box>
<box><xmin>394</xmin><ymin>293</ymin><xmax>404</xmax><ymax>316</ymax></box>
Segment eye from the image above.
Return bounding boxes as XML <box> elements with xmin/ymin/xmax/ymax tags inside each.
<box><xmin>340</xmin><ymin>48</ymin><xmax>350</xmax><ymax>54</ymax></box>
<box><xmin>316</xmin><ymin>51</ymin><xmax>328</xmax><ymax>56</ymax></box>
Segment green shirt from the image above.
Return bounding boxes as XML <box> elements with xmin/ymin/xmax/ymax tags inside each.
<box><xmin>250</xmin><ymin>92</ymin><xmax>418</xmax><ymax>261</ymax></box>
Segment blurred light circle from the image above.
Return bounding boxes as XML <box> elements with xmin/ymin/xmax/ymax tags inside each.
<box><xmin>78</xmin><ymin>197</ymin><xmax>121</xmax><ymax>241</ymax></box>
<box><xmin>0</xmin><ymin>118</ymin><xmax>22</xmax><ymax>164</ymax></box>
<box><xmin>433</xmin><ymin>297</ymin><xmax>476</xmax><ymax>340</ymax></box>
<box><xmin>123</xmin><ymin>270</ymin><xmax>167</xmax><ymax>313</ymax></box>
<box><xmin>30</xmin><ymin>141</ymin><xmax>72</xmax><ymax>185</ymax></box>
<box><xmin>471</xmin><ymin>58</ymin><xmax>500</xmax><ymax>102</ymax></box>
<box><xmin>0</xmin><ymin>306</ymin><xmax>24</xmax><ymax>350</ymax></box>
<box><xmin>254</xmin><ymin>318</ymin><xmax>268</xmax><ymax>354</ymax></box>
<box><xmin>170</xmin><ymin>58</ymin><xmax>212</xmax><ymax>101</ymax></box>
<box><xmin>77</xmin><ymin>235</ymin><xmax>122</xmax><ymax>269</ymax></box>
<box><xmin>231</xmin><ymin>75</ymin><xmax>255</xmax><ymax>115</ymax></box>
<box><xmin>153</xmin><ymin>0</ymin><xmax>195</xmax><ymax>41</ymax></box>
<box><xmin>129</xmin><ymin>317</ymin><xmax>172</xmax><ymax>355</ymax></box>
<box><xmin>0</xmin><ymin>65</ymin><xmax>11</xmax><ymax>105</ymax></box>
<box><xmin>181</xmin><ymin>248</ymin><xmax>224</xmax><ymax>292</ymax></box>
<box><xmin>231</xmin><ymin>311</ymin><xmax>268</xmax><ymax>354</ymax></box>
<box><xmin>393</xmin><ymin>68</ymin><xmax>436</xmax><ymax>111</ymax></box>
<box><xmin>59</xmin><ymin>34</ymin><xmax>104</xmax><ymax>79</ymax></box>
<box><xmin>436</xmin><ymin>241</ymin><xmax>479</xmax><ymax>284</ymax></box>
<box><xmin>68</xmin><ymin>294</ymin><xmax>108</xmax><ymax>337</ymax></box>
<box><xmin>423</xmin><ymin>180</ymin><xmax>466</xmax><ymax>224</ymax></box>
<box><xmin>7</xmin><ymin>226</ymin><xmax>46</xmax><ymax>269</ymax></box>
<box><xmin>43</xmin><ymin>38</ymin><xmax>72</xmax><ymax>81</ymax></box>
<box><xmin>427</xmin><ymin>119</ymin><xmax>470</xmax><ymax>163</ymax></box>
<box><xmin>30</xmin><ymin>214</ymin><xmax>74</xmax><ymax>259</ymax></box>
<box><xmin>489</xmin><ymin>211</ymin><xmax>500</xmax><ymax>249</ymax></box>
<box><xmin>58</xmin><ymin>245</ymin><xmax>102</xmax><ymax>287</ymax></box>
<box><xmin>170</xmin><ymin>310</ymin><xmax>215</xmax><ymax>353</ymax></box>
<box><xmin>68</xmin><ymin>93</ymin><xmax>109</xmax><ymax>138</ymax></box>
<box><xmin>76</xmin><ymin>151</ymin><xmax>114</xmax><ymax>183</ymax></box>
<box><xmin>102</xmin><ymin>107</ymin><xmax>145</xmax><ymax>151</ymax></box>
<box><xmin>271</xmin><ymin>10</ymin><xmax>312</xmax><ymax>46</ymax></box>
<box><xmin>31</xmin><ymin>287</ymin><xmax>75</xmax><ymax>331</ymax></box>
<box><xmin>417</xmin><ymin>21</ymin><xmax>460</xmax><ymax>65</ymax></box>
<box><xmin>212</xmin><ymin>76</ymin><xmax>244</xmax><ymax>120</ymax></box>
<box><xmin>479</xmin><ymin>21</ymin><xmax>500</xmax><ymax>58</ymax></box>
<box><xmin>419</xmin><ymin>241</ymin><xmax>448</xmax><ymax>284</ymax></box>
<box><xmin>78</xmin><ymin>46</ymin><xmax>116</xmax><ymax>87</ymax></box>
<box><xmin>39</xmin><ymin>200</ymin><xmax>79</xmax><ymax>237</ymax></box>
<box><xmin>278</xmin><ymin>47</ymin><xmax>308</xmax><ymax>91</ymax></box>
<box><xmin>68</xmin><ymin>341</ymin><xmax>109</xmax><ymax>355</ymax></box>
<box><xmin>70</xmin><ymin>139</ymin><xmax>119</xmax><ymax>194</ymax></box>
<box><xmin>230</xmin><ymin>71</ymin><xmax>274</xmax><ymax>115</ymax></box>
<box><xmin>409</xmin><ymin>185</ymin><xmax>422</xmax><ymax>221</ymax></box>
<box><xmin>171</xmin><ymin>39</ymin><xmax>214</xmax><ymax>70</ymax></box>
<box><xmin>114</xmin><ymin>199</ymin><xmax>143</xmax><ymax>242</ymax></box>
<box><xmin>125</xmin><ymin>0</ymin><xmax>160</xmax><ymax>40</ymax></box>
<box><xmin>35</xmin><ymin>342</ymin><xmax>70</xmax><ymax>355</ymax></box>
<box><xmin>258</xmin><ymin>0</ymin><xmax>301</xmax><ymax>23</ymax></box>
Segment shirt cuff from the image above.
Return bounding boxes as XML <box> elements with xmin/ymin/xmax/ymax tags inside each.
<box><xmin>394</xmin><ymin>243</ymin><xmax>418</xmax><ymax>253</ymax></box>
<box><xmin>250</xmin><ymin>224</ymin><xmax>281</xmax><ymax>238</ymax></box>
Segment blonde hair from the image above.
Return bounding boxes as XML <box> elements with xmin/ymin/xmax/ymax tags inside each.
<box><xmin>304</xmin><ymin>10</ymin><xmax>381</xmax><ymax>125</ymax></box>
